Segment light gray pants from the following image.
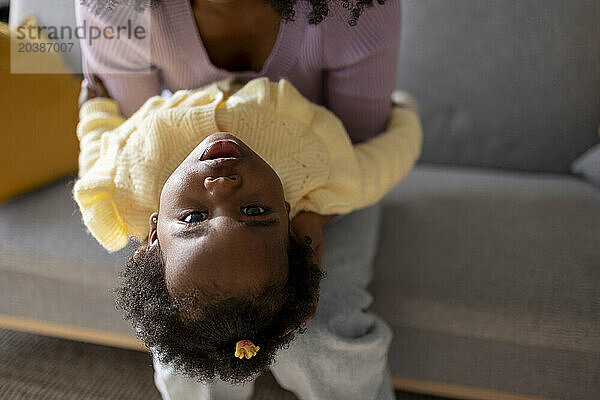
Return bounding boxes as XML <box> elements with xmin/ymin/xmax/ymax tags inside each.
<box><xmin>153</xmin><ymin>205</ymin><xmax>396</xmax><ymax>400</ymax></box>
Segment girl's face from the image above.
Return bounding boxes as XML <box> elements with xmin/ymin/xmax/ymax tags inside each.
<box><xmin>151</xmin><ymin>132</ymin><xmax>290</xmax><ymax>297</ymax></box>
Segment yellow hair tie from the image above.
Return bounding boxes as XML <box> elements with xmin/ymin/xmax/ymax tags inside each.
<box><xmin>234</xmin><ymin>340</ymin><xmax>260</xmax><ymax>359</ymax></box>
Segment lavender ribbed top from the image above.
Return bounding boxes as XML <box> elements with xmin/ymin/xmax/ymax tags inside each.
<box><xmin>76</xmin><ymin>0</ymin><xmax>402</xmax><ymax>142</ymax></box>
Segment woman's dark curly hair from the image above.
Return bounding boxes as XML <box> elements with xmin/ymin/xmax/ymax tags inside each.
<box><xmin>85</xmin><ymin>0</ymin><xmax>387</xmax><ymax>26</ymax></box>
<box><xmin>114</xmin><ymin>233</ymin><xmax>324</xmax><ymax>384</ymax></box>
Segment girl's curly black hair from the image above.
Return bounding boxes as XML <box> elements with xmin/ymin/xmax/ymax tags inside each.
<box><xmin>84</xmin><ymin>0</ymin><xmax>387</xmax><ymax>26</ymax></box>
<box><xmin>114</xmin><ymin>233</ymin><xmax>324</xmax><ymax>384</ymax></box>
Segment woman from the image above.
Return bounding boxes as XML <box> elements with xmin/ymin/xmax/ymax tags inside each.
<box><xmin>77</xmin><ymin>0</ymin><xmax>401</xmax><ymax>143</ymax></box>
<box><xmin>76</xmin><ymin>1</ymin><xmax>402</xmax><ymax>399</ymax></box>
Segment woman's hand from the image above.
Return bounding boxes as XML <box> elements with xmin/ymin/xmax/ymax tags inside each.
<box><xmin>78</xmin><ymin>75</ymin><xmax>110</xmax><ymax>109</ymax></box>
<box><xmin>290</xmin><ymin>212</ymin><xmax>338</xmax><ymax>268</ymax></box>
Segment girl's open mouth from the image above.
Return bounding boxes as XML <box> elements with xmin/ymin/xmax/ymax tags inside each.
<box><xmin>200</xmin><ymin>140</ymin><xmax>242</xmax><ymax>161</ymax></box>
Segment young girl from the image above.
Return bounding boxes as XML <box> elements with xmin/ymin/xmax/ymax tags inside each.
<box><xmin>74</xmin><ymin>77</ymin><xmax>421</xmax><ymax>383</ymax></box>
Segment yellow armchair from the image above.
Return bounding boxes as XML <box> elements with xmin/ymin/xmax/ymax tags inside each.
<box><xmin>0</xmin><ymin>21</ymin><xmax>81</xmax><ymax>203</ymax></box>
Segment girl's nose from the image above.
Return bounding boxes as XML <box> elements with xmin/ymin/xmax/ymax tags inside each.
<box><xmin>203</xmin><ymin>175</ymin><xmax>242</xmax><ymax>193</ymax></box>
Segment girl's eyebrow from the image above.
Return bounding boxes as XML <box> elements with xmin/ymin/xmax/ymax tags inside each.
<box><xmin>173</xmin><ymin>218</ymin><xmax>280</xmax><ymax>239</ymax></box>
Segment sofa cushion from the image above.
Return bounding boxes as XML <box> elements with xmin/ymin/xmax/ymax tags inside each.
<box><xmin>0</xmin><ymin>176</ymin><xmax>135</xmax><ymax>334</ymax></box>
<box><xmin>397</xmin><ymin>0</ymin><xmax>600</xmax><ymax>173</ymax></box>
<box><xmin>371</xmin><ymin>165</ymin><xmax>600</xmax><ymax>399</ymax></box>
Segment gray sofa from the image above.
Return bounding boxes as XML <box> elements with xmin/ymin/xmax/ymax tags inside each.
<box><xmin>2</xmin><ymin>1</ymin><xmax>599</xmax><ymax>399</ymax></box>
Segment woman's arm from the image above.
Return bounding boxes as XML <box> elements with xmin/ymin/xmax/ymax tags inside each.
<box><xmin>75</xmin><ymin>2</ymin><xmax>162</xmax><ymax>116</ymax></box>
<box><xmin>324</xmin><ymin>0</ymin><xmax>403</xmax><ymax>143</ymax></box>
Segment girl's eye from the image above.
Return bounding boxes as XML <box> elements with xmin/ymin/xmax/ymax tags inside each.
<box><xmin>182</xmin><ymin>212</ymin><xmax>208</xmax><ymax>223</ymax></box>
<box><xmin>242</xmin><ymin>206</ymin><xmax>268</xmax><ymax>216</ymax></box>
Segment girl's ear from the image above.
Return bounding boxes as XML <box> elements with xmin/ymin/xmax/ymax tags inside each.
<box><xmin>147</xmin><ymin>212</ymin><xmax>159</xmax><ymax>249</ymax></box>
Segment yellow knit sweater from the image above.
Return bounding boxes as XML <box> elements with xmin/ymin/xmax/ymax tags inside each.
<box><xmin>73</xmin><ymin>78</ymin><xmax>422</xmax><ymax>251</ymax></box>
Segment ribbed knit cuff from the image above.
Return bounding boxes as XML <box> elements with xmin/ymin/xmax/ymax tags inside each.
<box><xmin>73</xmin><ymin>178</ymin><xmax>129</xmax><ymax>252</ymax></box>
<box><xmin>80</xmin><ymin>98</ymin><xmax>121</xmax><ymax>120</ymax></box>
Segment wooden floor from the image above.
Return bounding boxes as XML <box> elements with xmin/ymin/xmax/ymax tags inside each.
<box><xmin>0</xmin><ymin>327</ymin><xmax>451</xmax><ymax>400</ymax></box>
<box><xmin>0</xmin><ymin>314</ymin><xmax>551</xmax><ymax>400</ymax></box>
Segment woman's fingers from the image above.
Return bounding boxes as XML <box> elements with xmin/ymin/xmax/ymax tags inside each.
<box><xmin>78</xmin><ymin>78</ymin><xmax>95</xmax><ymax>108</ymax></box>
<box><xmin>93</xmin><ymin>75</ymin><xmax>110</xmax><ymax>98</ymax></box>
<box><xmin>78</xmin><ymin>75</ymin><xmax>110</xmax><ymax>109</ymax></box>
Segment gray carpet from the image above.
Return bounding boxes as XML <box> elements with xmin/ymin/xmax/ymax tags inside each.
<box><xmin>0</xmin><ymin>328</ymin><xmax>446</xmax><ymax>400</ymax></box>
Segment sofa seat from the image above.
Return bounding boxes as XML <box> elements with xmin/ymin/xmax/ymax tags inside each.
<box><xmin>0</xmin><ymin>177</ymin><xmax>135</xmax><ymax>339</ymax></box>
<box><xmin>1</xmin><ymin>164</ymin><xmax>599</xmax><ymax>398</ymax></box>
<box><xmin>372</xmin><ymin>164</ymin><xmax>600</xmax><ymax>400</ymax></box>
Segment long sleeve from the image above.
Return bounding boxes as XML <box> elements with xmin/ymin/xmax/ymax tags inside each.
<box><xmin>76</xmin><ymin>98</ymin><xmax>125</xmax><ymax>178</ymax></box>
<box><xmin>75</xmin><ymin>2</ymin><xmax>162</xmax><ymax>117</ymax></box>
<box><xmin>352</xmin><ymin>106</ymin><xmax>422</xmax><ymax>210</ymax></box>
<box><xmin>323</xmin><ymin>0</ymin><xmax>402</xmax><ymax>143</ymax></box>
